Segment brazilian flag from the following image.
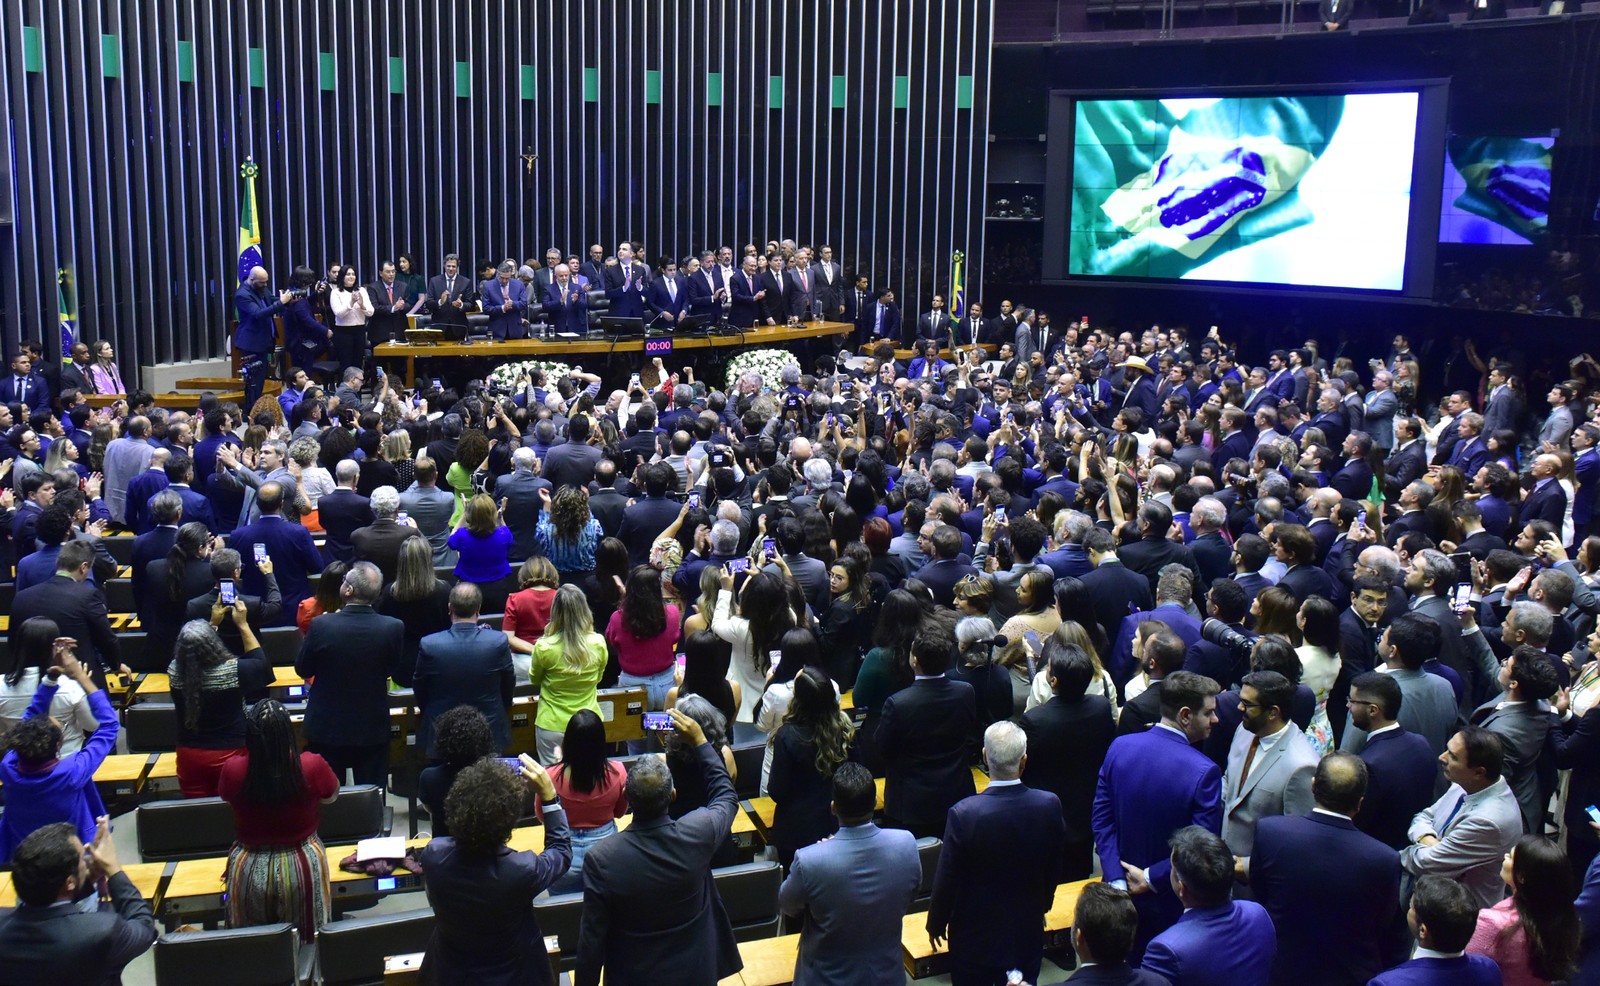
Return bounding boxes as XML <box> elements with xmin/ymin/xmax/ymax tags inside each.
<box><xmin>1446</xmin><ymin>136</ymin><xmax>1551</xmax><ymax>243</ymax></box>
<box><xmin>1070</xmin><ymin>96</ymin><xmax>1345</xmax><ymax>279</ymax></box>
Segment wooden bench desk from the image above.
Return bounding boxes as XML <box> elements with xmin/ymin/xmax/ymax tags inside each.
<box><xmin>901</xmin><ymin>878</ymin><xmax>1097</xmax><ymax>978</ymax></box>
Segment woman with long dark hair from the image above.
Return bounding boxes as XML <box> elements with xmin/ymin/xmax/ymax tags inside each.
<box><xmin>766</xmin><ymin>666</ymin><xmax>855</xmax><ymax>868</ymax></box>
<box><xmin>542</xmin><ymin>709</ymin><xmax>628</xmax><ymax>895</ymax></box>
<box><xmin>1053</xmin><ymin>577</ymin><xmax>1112</xmax><ymax>659</ymax></box>
<box><xmin>1295</xmin><ymin>596</ymin><xmax>1343</xmax><ymax>756</ymax></box>
<box><xmin>298</xmin><ymin>559</ymin><xmax>348</xmax><ymax>633</ymax></box>
<box><xmin>217</xmin><ymin>699</ymin><xmax>340</xmax><ymax>942</ymax></box>
<box><xmin>852</xmin><ymin>589</ymin><xmax>928</xmax><ymax>714</ymax></box>
<box><xmin>1467</xmin><ymin>835</ymin><xmax>1580</xmax><ymax>985</ymax></box>
<box><xmin>712</xmin><ymin>569</ymin><xmax>797</xmax><ymax>722</ymax></box>
<box><xmin>757</xmin><ymin>629</ymin><xmax>841</xmax><ymax>790</ymax></box>
<box><xmin>418</xmin><ymin>755</ymin><xmax>570</xmax><ymax>985</ymax></box>
<box><xmin>605</xmin><ymin>566</ymin><xmax>680</xmax><ymax>713</ymax></box>
<box><xmin>586</xmin><ymin>536</ymin><xmax>629</xmax><ymax>632</ymax></box>
<box><xmin>140</xmin><ymin>522</ymin><xmax>219</xmax><ymax>666</ymax></box>
<box><xmin>0</xmin><ymin>617</ymin><xmax>100</xmax><ymax>752</ymax></box>
<box><xmin>328</xmin><ymin>265</ymin><xmax>371</xmax><ymax>372</ymax></box>
<box><xmin>170</xmin><ymin>608</ymin><xmax>271</xmax><ymax>798</ymax></box>
<box><xmin>817</xmin><ymin>555</ymin><xmax>875</xmax><ymax>688</ymax></box>
<box><xmin>666</xmin><ymin>629</ymin><xmax>740</xmax><ymax>728</ymax></box>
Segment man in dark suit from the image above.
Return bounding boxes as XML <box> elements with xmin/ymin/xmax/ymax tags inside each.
<box><xmin>0</xmin><ymin>818</ymin><xmax>157</xmax><ymax>986</ymax></box>
<box><xmin>1250</xmin><ymin>754</ymin><xmax>1402</xmax><ymax>986</ymax></box>
<box><xmin>131</xmin><ymin>490</ymin><xmax>182</xmax><ymax>612</ymax></box>
<box><xmin>0</xmin><ymin>349</ymin><xmax>50</xmax><ymax>410</ymax></box>
<box><xmin>1523</xmin><ymin>453</ymin><xmax>1570</xmax><ymax>528</ymax></box>
<box><xmin>1092</xmin><ymin>671</ymin><xmax>1223</xmax><ymax>959</ymax></box>
<box><xmin>1368</xmin><ymin>876</ymin><xmax>1503</xmax><ymax>986</ymax></box>
<box><xmin>579</xmin><ymin>243</ymin><xmax>607</xmax><ymax>287</ymax></box>
<box><xmin>350</xmin><ymin>485</ymin><xmax>425</xmax><ymax>583</ymax></box>
<box><xmin>233</xmin><ymin>267</ymin><xmax>292</xmax><ymax>408</ymax></box>
<box><xmin>757</xmin><ymin>254</ymin><xmax>791</xmax><ymax>325</ymax></box>
<box><xmin>778</xmin><ymin>763</ymin><xmax>922</xmax><ymax>986</ymax></box>
<box><xmin>1384</xmin><ymin>417</ymin><xmax>1429</xmax><ymax>498</ymax></box>
<box><xmin>1118</xmin><ymin>358</ymin><xmax>1161</xmax><ymax>425</ymax></box>
<box><xmin>1141</xmin><ymin>826</ymin><xmax>1276</xmax><ymax>983</ymax></box>
<box><xmin>910</xmin><ymin>525</ymin><xmax>980</xmax><ymax>608</ymax></box>
<box><xmin>864</xmin><ymin>288</ymin><xmax>902</xmax><ymax>345</ymax></box>
<box><xmin>9</xmin><ymin>541</ymin><xmax>124</xmax><ymax>688</ymax></box>
<box><xmin>952</xmin><ymin>303</ymin><xmax>990</xmax><ymax>349</ymax></box>
<box><xmin>727</xmin><ymin>256</ymin><xmax>766</xmax><ymax>329</ymax></box>
<box><xmin>1117</xmin><ymin>502</ymin><xmax>1204</xmax><ymax>599</ymax></box>
<box><xmin>1022</xmin><ymin>643</ymin><xmax>1116</xmax><ymax>879</ymax></box>
<box><xmin>914</xmin><ymin>294</ymin><xmax>952</xmax><ymax>344</ymax></box>
<box><xmin>1053</xmin><ymin>883</ymin><xmax>1170</xmax><ymax>986</ymax></box>
<box><xmin>1448</xmin><ymin>412</ymin><xmax>1490</xmax><ymax>477</ymax></box>
<box><xmin>1330</xmin><ymin>431</ymin><xmax>1377</xmax><ymax>503</ymax></box>
<box><xmin>877</xmin><ymin>631</ymin><xmax>978</xmax><ymax>839</ymax></box>
<box><xmin>1272</xmin><ymin>524</ymin><xmax>1337</xmax><ymax>604</ymax></box>
<box><xmin>602</xmin><ymin>243</ymin><xmax>648</xmax><ymax>320</ymax></box>
<box><xmin>684</xmin><ymin>251</ymin><xmax>727</xmax><ymax>322</ymax></box>
<box><xmin>1109</xmin><ymin>574</ymin><xmax>1204</xmax><ymax>691</ymax></box>
<box><xmin>841</xmin><ymin>276</ymin><xmax>872</xmax><ymax>343</ymax></box>
<box><xmin>1211</xmin><ymin>408</ymin><xmax>1255</xmax><ymax>476</ymax></box>
<box><xmin>59</xmin><ymin>341</ymin><xmax>96</xmax><ymax>396</ymax></box>
<box><xmin>480</xmin><ymin>262</ymin><xmax>529</xmax><ymax>340</ymax></box>
<box><xmin>645</xmin><ymin>260</ymin><xmax>689</xmax><ymax>329</ymax></box>
<box><xmin>542</xmin><ymin>416</ymin><xmax>602</xmax><ymax>490</ymax></box>
<box><xmin>1185</xmin><ymin>579</ymin><xmax>1253</xmax><ymax>690</ymax></box>
<box><xmin>424</xmin><ymin>253</ymin><xmax>473</xmax><ymax>340</ymax></box>
<box><xmin>783</xmin><ymin>250</ymin><xmax>818</xmax><ymax>321</ymax></box>
<box><xmin>296</xmin><ymin>562</ymin><xmax>405</xmax><ymax>787</ymax></box>
<box><xmin>229</xmin><ymin>481</ymin><xmax>323</xmax><ymax>625</ymax></box>
<box><xmin>317</xmin><ymin>460</ymin><xmax>373</xmax><ymax>563</ymax></box>
<box><xmin>1345</xmin><ymin>671</ymin><xmax>1436</xmax><ymax>850</ymax></box>
<box><xmin>413</xmin><ymin>583</ymin><xmax>515</xmax><ymax>756</ymax></box>
<box><xmin>158</xmin><ymin>453</ymin><xmax>216</xmax><ymax>534</ymax></box>
<box><xmin>1081</xmin><ymin>528</ymin><xmax>1155</xmax><ymax>650</ymax></box>
<box><xmin>618</xmin><ymin>462</ymin><xmax>684</xmax><ymax>566</ymax></box>
<box><xmin>575</xmin><ymin>709</ymin><xmax>743</xmax><ymax>986</ymax></box>
<box><xmin>543</xmin><ymin>263</ymin><xmax>589</xmax><ymax>335</ymax></box>
<box><xmin>927</xmin><ymin>722</ymin><xmax>1065</xmax><ymax>986</ymax></box>
<box><xmin>366</xmin><ymin>259</ymin><xmax>416</xmax><ymax>349</ymax></box>
<box><xmin>185</xmin><ymin>547</ymin><xmax>283</xmax><ymax>651</ymax></box>
<box><xmin>586</xmin><ymin>460</ymin><xmax>629</xmax><ymax>537</ymax></box>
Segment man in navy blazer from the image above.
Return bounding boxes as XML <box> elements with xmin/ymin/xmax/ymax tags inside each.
<box><xmin>1368</xmin><ymin>875</ymin><xmax>1503</xmax><ymax>986</ymax></box>
<box><xmin>1092</xmin><ymin>671</ymin><xmax>1224</xmax><ymax>959</ymax></box>
<box><xmin>645</xmin><ymin>263</ymin><xmax>689</xmax><ymax>328</ymax></box>
<box><xmin>1080</xmin><ymin>529</ymin><xmax>1155</xmax><ymax>662</ymax></box>
<box><xmin>727</xmin><ymin>256</ymin><xmax>766</xmax><ymax>328</ymax></box>
<box><xmin>229</xmin><ymin>481</ymin><xmax>323</xmax><ymax>625</ymax></box>
<box><xmin>412</xmin><ymin>584</ymin><xmax>515</xmax><ymax>757</ymax></box>
<box><xmin>602</xmin><ymin>243</ymin><xmax>648</xmax><ymax>319</ymax></box>
<box><xmin>158</xmin><ymin>454</ymin><xmax>217</xmax><ymax>535</ymax></box>
<box><xmin>778</xmin><ymin>763</ymin><xmax>922</xmax><ymax>986</ymax></box>
<box><xmin>0</xmin><ymin>350</ymin><xmax>51</xmax><ymax>410</ymax></box>
<box><xmin>877</xmin><ymin>631</ymin><xmax>978</xmax><ymax>839</ymax></box>
<box><xmin>1047</xmin><ymin>883</ymin><xmax>1169</xmax><ymax>986</ymax></box>
<box><xmin>131</xmin><ymin>491</ymin><xmax>182</xmax><ymax>610</ymax></box>
<box><xmin>1141</xmin><ymin>826</ymin><xmax>1276</xmax><ymax>986</ymax></box>
<box><xmin>1347</xmin><ymin>672</ymin><xmax>1439</xmax><ymax>850</ymax></box>
<box><xmin>480</xmin><ymin>262</ymin><xmax>529</xmax><ymax>339</ymax></box>
<box><xmin>543</xmin><ymin>264</ymin><xmax>590</xmax><ymax>335</ymax></box>
<box><xmin>1211</xmin><ymin>409</ymin><xmax>1254</xmax><ymax>475</ymax></box>
<box><xmin>1249</xmin><ymin>754</ymin><xmax>1402</xmax><ymax>986</ymax></box>
<box><xmin>1330</xmin><ymin>432</ymin><xmax>1378</xmax><ymax>502</ymax></box>
<box><xmin>684</xmin><ymin>251</ymin><xmax>727</xmax><ymax>321</ymax></box>
<box><xmin>911</xmin><ymin>525</ymin><xmax>980</xmax><ymax>608</ymax></box>
<box><xmin>928</xmin><ymin>722</ymin><xmax>1065</xmax><ymax>986</ymax></box>
<box><xmin>1522</xmin><ymin>453</ymin><xmax>1570</xmax><ymax>528</ymax></box>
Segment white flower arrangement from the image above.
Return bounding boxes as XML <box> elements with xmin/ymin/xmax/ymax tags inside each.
<box><xmin>723</xmin><ymin>349</ymin><xmax>799</xmax><ymax>393</ymax></box>
<box><xmin>487</xmin><ymin>359</ymin><xmax>573</xmax><ymax>390</ymax></box>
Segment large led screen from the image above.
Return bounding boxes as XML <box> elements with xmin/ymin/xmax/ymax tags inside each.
<box><xmin>1438</xmin><ymin>136</ymin><xmax>1553</xmax><ymax>245</ymax></box>
<box><xmin>1068</xmin><ymin>92</ymin><xmax>1420</xmax><ymax>290</ymax></box>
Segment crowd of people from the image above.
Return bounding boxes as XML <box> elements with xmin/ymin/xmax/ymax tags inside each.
<box><xmin>7</xmin><ymin>242</ymin><xmax>1600</xmax><ymax>984</ymax></box>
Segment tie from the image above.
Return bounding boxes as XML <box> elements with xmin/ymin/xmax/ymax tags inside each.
<box><xmin>446</xmin><ymin>276</ymin><xmax>455</xmax><ymax>297</ymax></box>
<box><xmin>1237</xmin><ymin>735</ymin><xmax>1261</xmax><ymax>791</ymax></box>
<box><xmin>668</xmin><ymin>279</ymin><xmax>676</xmax><ymax>301</ymax></box>
<box><xmin>1039</xmin><ymin>327</ymin><xmax>1047</xmax><ymax>353</ymax></box>
<box><xmin>387</xmin><ymin>283</ymin><xmax>394</xmax><ymax>305</ymax></box>
<box><xmin>800</xmin><ymin>270</ymin><xmax>808</xmax><ymax>292</ymax></box>
<box><xmin>1438</xmin><ymin>794</ymin><xmax>1468</xmax><ymax>834</ymax></box>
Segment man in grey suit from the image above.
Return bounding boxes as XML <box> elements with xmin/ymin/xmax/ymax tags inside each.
<box><xmin>778</xmin><ymin>763</ymin><xmax>922</xmax><ymax>986</ymax></box>
<box><xmin>1012</xmin><ymin>308</ymin><xmax>1039</xmax><ymax>362</ymax></box>
<box><xmin>1340</xmin><ymin>612</ymin><xmax>1460</xmax><ymax>757</ymax></box>
<box><xmin>1468</xmin><ymin>645</ymin><xmax>1559</xmax><ymax>833</ymax></box>
<box><xmin>1402</xmin><ymin>726</ymin><xmax>1524</xmax><ymax>907</ymax></box>
<box><xmin>1221</xmin><ymin>671</ymin><xmax>1318</xmax><ymax>860</ymax></box>
<box><xmin>1363</xmin><ymin>370</ymin><xmax>1399</xmax><ymax>451</ymax></box>
<box><xmin>399</xmin><ymin>458</ymin><xmax>457</xmax><ymax>566</ymax></box>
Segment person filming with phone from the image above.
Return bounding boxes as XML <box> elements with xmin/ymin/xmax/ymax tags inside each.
<box><xmin>185</xmin><ymin>546</ymin><xmax>281</xmax><ymax>654</ymax></box>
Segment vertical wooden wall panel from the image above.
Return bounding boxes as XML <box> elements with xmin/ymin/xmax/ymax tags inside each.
<box><xmin>0</xmin><ymin>0</ymin><xmax>993</xmax><ymax>369</ymax></box>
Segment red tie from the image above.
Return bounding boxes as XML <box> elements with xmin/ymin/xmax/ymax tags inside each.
<box><xmin>1238</xmin><ymin>735</ymin><xmax>1261</xmax><ymax>789</ymax></box>
<box><xmin>800</xmin><ymin>271</ymin><xmax>808</xmax><ymax>291</ymax></box>
<box><xmin>387</xmin><ymin>284</ymin><xmax>394</xmax><ymax>305</ymax></box>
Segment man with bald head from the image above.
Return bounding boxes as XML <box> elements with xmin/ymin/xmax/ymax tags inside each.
<box><xmin>1248</xmin><ymin>753</ymin><xmax>1401</xmax><ymax>986</ymax></box>
<box><xmin>229</xmin><ymin>479</ymin><xmax>323</xmax><ymax>626</ymax></box>
<box><xmin>543</xmin><ymin>263</ymin><xmax>589</xmax><ymax>334</ymax></box>
<box><xmin>234</xmin><ymin>265</ymin><xmax>293</xmax><ymax>407</ymax></box>
<box><xmin>1521</xmin><ymin>453</ymin><xmax>1568</xmax><ymax>528</ymax></box>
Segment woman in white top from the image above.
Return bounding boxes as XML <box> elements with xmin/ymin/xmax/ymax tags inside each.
<box><xmin>288</xmin><ymin>436</ymin><xmax>335</xmax><ymax>508</ymax></box>
<box><xmin>0</xmin><ymin>617</ymin><xmax>101</xmax><ymax>754</ymax></box>
<box><xmin>711</xmin><ymin>567</ymin><xmax>797</xmax><ymax>723</ymax></box>
<box><xmin>1295</xmin><ymin>596</ymin><xmax>1343</xmax><ymax>757</ymax></box>
<box><xmin>756</xmin><ymin>628</ymin><xmax>838</xmax><ymax>794</ymax></box>
<box><xmin>328</xmin><ymin>265</ymin><xmax>372</xmax><ymax>371</ymax></box>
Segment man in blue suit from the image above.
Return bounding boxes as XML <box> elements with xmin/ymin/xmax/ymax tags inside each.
<box><xmin>479</xmin><ymin>261</ymin><xmax>528</xmax><ymax>339</ymax></box>
<box><xmin>228</xmin><ymin>481</ymin><xmax>323</xmax><ymax>626</ymax></box>
<box><xmin>233</xmin><ymin>266</ymin><xmax>292</xmax><ymax>408</ymax></box>
<box><xmin>1573</xmin><ymin>424</ymin><xmax>1600</xmax><ymax>546</ymax></box>
<box><xmin>684</xmin><ymin>251</ymin><xmax>727</xmax><ymax>322</ymax></box>
<box><xmin>645</xmin><ymin>259</ymin><xmax>689</xmax><ymax>329</ymax></box>
<box><xmin>1092</xmin><ymin>670</ymin><xmax>1224</xmax><ymax>959</ymax></box>
<box><xmin>1141</xmin><ymin>826</ymin><xmax>1275</xmax><ymax>986</ymax></box>
<box><xmin>157</xmin><ymin>453</ymin><xmax>217</xmax><ymax>535</ymax></box>
<box><xmin>865</xmin><ymin>288</ymin><xmax>903</xmax><ymax>345</ymax></box>
<box><xmin>0</xmin><ymin>350</ymin><xmax>51</xmax><ymax>410</ymax></box>
<box><xmin>1211</xmin><ymin>407</ymin><xmax>1255</xmax><ymax>475</ymax></box>
<box><xmin>412</xmin><ymin>583</ymin><xmax>515</xmax><ymax>758</ymax></box>
<box><xmin>603</xmin><ymin>242</ymin><xmax>648</xmax><ymax>319</ymax></box>
<box><xmin>1347</xmin><ymin>671</ymin><xmax>1439</xmax><ymax>850</ymax></box>
<box><xmin>778</xmin><ymin>763</ymin><xmax>922</xmax><ymax>986</ymax></box>
<box><xmin>542</xmin><ymin>264</ymin><xmax>589</xmax><ymax>335</ymax></box>
<box><xmin>727</xmin><ymin>255</ymin><xmax>766</xmax><ymax>328</ymax></box>
<box><xmin>1368</xmin><ymin>875</ymin><xmax>1503</xmax><ymax>986</ymax></box>
<box><xmin>1048</xmin><ymin>883</ymin><xmax>1169</xmax><ymax>986</ymax></box>
<box><xmin>1249</xmin><ymin>754</ymin><xmax>1402</xmax><ymax>986</ymax></box>
<box><xmin>928</xmin><ymin>722</ymin><xmax>1065</xmax><ymax>986</ymax></box>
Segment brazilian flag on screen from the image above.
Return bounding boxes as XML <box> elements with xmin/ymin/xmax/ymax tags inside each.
<box><xmin>1446</xmin><ymin>136</ymin><xmax>1551</xmax><ymax>243</ymax></box>
<box><xmin>1070</xmin><ymin>96</ymin><xmax>1344</xmax><ymax>278</ymax></box>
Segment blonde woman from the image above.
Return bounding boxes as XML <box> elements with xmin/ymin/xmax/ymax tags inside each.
<box><xmin>528</xmin><ymin>584</ymin><xmax>607</xmax><ymax>764</ymax></box>
<box><xmin>1028</xmin><ymin>621</ymin><xmax>1125</xmax><ymax>721</ymax></box>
